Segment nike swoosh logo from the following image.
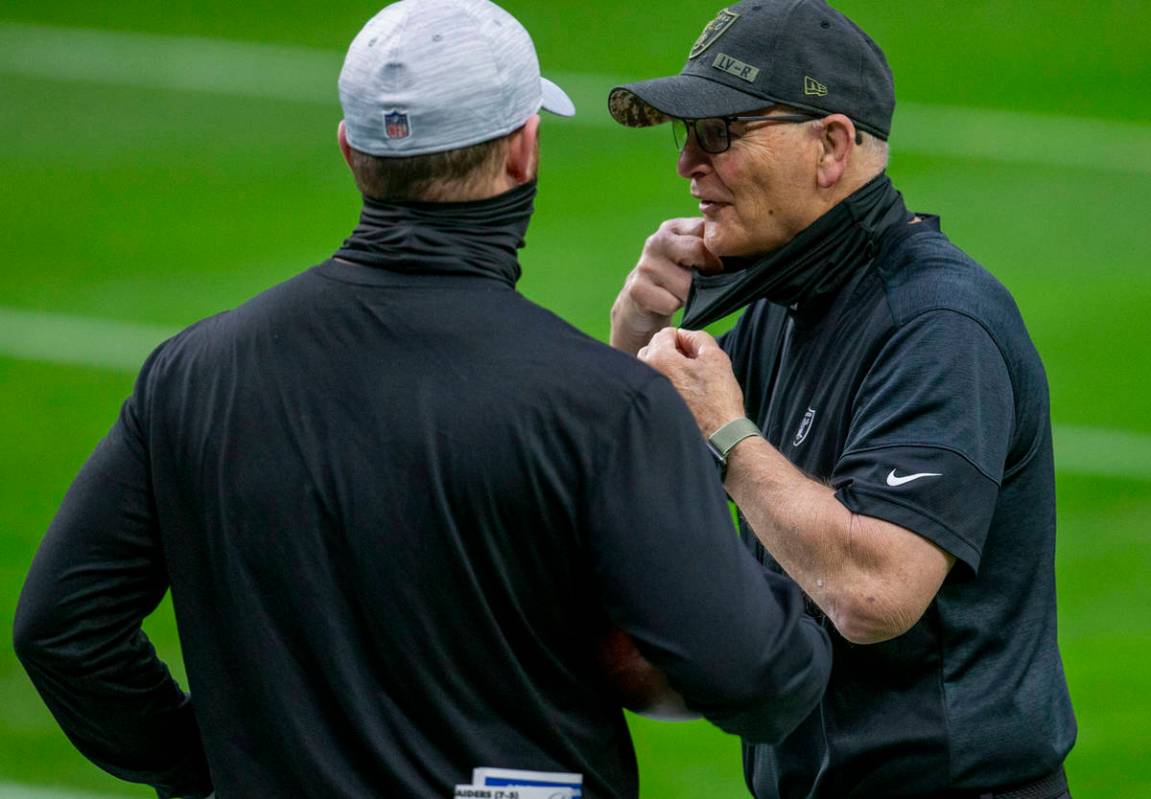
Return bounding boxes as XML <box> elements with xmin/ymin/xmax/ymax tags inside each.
<box><xmin>886</xmin><ymin>469</ymin><xmax>942</xmax><ymax>487</ymax></box>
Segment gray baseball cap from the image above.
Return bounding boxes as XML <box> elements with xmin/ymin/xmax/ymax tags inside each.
<box><xmin>340</xmin><ymin>0</ymin><xmax>575</xmax><ymax>157</ymax></box>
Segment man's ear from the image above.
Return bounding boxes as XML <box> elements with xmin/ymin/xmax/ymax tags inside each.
<box><xmin>338</xmin><ymin>120</ymin><xmax>354</xmax><ymax>171</ymax></box>
<box><xmin>505</xmin><ymin>114</ymin><xmax>541</xmax><ymax>184</ymax></box>
<box><xmin>815</xmin><ymin>113</ymin><xmax>856</xmax><ymax>189</ymax></box>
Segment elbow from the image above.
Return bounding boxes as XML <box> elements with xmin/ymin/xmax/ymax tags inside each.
<box><xmin>829</xmin><ymin>596</ymin><xmax>922</xmax><ymax>645</ymax></box>
<box><xmin>703</xmin><ymin>620</ymin><xmax>833</xmax><ymax>744</ymax></box>
<box><xmin>12</xmin><ymin>593</ymin><xmax>64</xmax><ymax>669</ymax></box>
<box><xmin>12</xmin><ymin>605</ymin><xmax>44</xmax><ymax>666</ymax></box>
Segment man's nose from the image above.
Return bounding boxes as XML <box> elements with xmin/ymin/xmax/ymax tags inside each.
<box><xmin>677</xmin><ymin>137</ymin><xmax>712</xmax><ymax>180</ymax></box>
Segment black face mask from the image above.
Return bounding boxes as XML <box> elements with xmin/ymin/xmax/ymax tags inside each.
<box><xmin>681</xmin><ymin>173</ymin><xmax>909</xmax><ymax>329</ymax></box>
<box><xmin>334</xmin><ymin>180</ymin><xmax>537</xmax><ymax>287</ymax></box>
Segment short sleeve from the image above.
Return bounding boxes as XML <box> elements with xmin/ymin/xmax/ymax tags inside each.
<box><xmin>832</xmin><ymin>310</ymin><xmax>1014</xmax><ymax>572</ymax></box>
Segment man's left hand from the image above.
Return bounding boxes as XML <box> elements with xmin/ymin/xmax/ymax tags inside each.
<box><xmin>638</xmin><ymin>327</ymin><xmax>745</xmax><ymax>437</ymax></box>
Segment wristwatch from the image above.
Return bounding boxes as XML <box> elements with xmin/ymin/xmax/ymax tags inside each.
<box><xmin>706</xmin><ymin>417</ymin><xmax>762</xmax><ymax>481</ymax></box>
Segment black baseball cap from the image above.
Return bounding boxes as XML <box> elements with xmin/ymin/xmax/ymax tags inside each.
<box><xmin>608</xmin><ymin>0</ymin><xmax>895</xmax><ymax>140</ymax></box>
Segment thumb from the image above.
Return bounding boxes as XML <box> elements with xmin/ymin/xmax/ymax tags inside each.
<box><xmin>673</xmin><ymin>218</ymin><xmax>723</xmax><ymax>274</ymax></box>
<box><xmin>685</xmin><ymin>219</ymin><xmax>724</xmax><ymax>274</ymax></box>
<box><xmin>674</xmin><ymin>328</ymin><xmax>713</xmax><ymax>358</ymax></box>
<box><xmin>696</xmin><ymin>240</ymin><xmax>724</xmax><ymax>274</ymax></box>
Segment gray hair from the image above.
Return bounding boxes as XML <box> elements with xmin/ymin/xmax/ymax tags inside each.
<box><xmin>857</xmin><ymin>130</ymin><xmax>890</xmax><ymax>174</ymax></box>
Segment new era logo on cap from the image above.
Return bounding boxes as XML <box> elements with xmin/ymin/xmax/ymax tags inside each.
<box><xmin>804</xmin><ymin>75</ymin><xmax>828</xmax><ymax>96</ymax></box>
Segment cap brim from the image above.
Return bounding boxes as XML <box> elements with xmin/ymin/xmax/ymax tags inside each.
<box><xmin>541</xmin><ymin>77</ymin><xmax>576</xmax><ymax>117</ymax></box>
<box><xmin>609</xmin><ymin>74</ymin><xmax>772</xmax><ymax>127</ymax></box>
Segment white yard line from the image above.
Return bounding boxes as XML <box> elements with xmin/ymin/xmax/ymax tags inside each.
<box><xmin>0</xmin><ymin>23</ymin><xmax>338</xmax><ymax>104</ymax></box>
<box><xmin>2</xmin><ymin>305</ymin><xmax>1149</xmax><ymax>481</ymax></box>
<box><xmin>2</xmin><ymin>24</ymin><xmax>1147</xmax><ymax>477</ymax></box>
<box><xmin>2</xmin><ymin>23</ymin><xmax>1151</xmax><ymax>174</ymax></box>
<box><xmin>0</xmin><ymin>306</ymin><xmax>176</xmax><ymax>372</ymax></box>
<box><xmin>1052</xmin><ymin>426</ymin><xmax>1151</xmax><ymax>482</ymax></box>
<box><xmin>0</xmin><ymin>781</ymin><xmax>134</xmax><ymax>799</ymax></box>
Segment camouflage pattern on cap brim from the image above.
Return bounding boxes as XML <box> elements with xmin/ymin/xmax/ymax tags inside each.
<box><xmin>608</xmin><ymin>88</ymin><xmax>670</xmax><ymax>127</ymax></box>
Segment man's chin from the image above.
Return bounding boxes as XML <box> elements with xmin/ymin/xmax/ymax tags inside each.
<box><xmin>704</xmin><ymin>225</ymin><xmax>752</xmax><ymax>261</ymax></box>
<box><xmin>705</xmin><ymin>223</ymin><xmax>786</xmax><ymax>263</ymax></box>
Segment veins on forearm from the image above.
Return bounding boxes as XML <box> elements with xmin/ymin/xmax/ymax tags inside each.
<box><xmin>728</xmin><ymin>442</ymin><xmax>869</xmax><ymax>628</ymax></box>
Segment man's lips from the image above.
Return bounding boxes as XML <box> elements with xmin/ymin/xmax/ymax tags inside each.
<box><xmin>693</xmin><ymin>193</ymin><xmax>729</xmax><ymax>214</ymax></box>
<box><xmin>698</xmin><ymin>199</ymin><xmax>729</xmax><ymax>215</ymax></box>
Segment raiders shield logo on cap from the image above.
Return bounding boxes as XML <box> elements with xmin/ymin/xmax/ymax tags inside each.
<box><xmin>384</xmin><ymin>110</ymin><xmax>411</xmax><ymax>140</ymax></box>
<box><xmin>690</xmin><ymin>9</ymin><xmax>741</xmax><ymax>59</ymax></box>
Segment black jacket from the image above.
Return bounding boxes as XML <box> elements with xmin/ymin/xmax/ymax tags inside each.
<box><xmin>16</xmin><ymin>227</ymin><xmax>830</xmax><ymax>798</ymax></box>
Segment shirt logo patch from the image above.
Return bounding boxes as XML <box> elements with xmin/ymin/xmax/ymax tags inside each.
<box><xmin>804</xmin><ymin>75</ymin><xmax>829</xmax><ymax>97</ymax></box>
<box><xmin>886</xmin><ymin>469</ymin><xmax>942</xmax><ymax>487</ymax></box>
<box><xmin>793</xmin><ymin>407</ymin><xmax>816</xmax><ymax>446</ymax></box>
<box><xmin>384</xmin><ymin>110</ymin><xmax>411</xmax><ymax>140</ymax></box>
<box><xmin>689</xmin><ymin>9</ymin><xmax>741</xmax><ymax>59</ymax></box>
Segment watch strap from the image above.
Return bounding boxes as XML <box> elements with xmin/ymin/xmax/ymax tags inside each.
<box><xmin>707</xmin><ymin>417</ymin><xmax>762</xmax><ymax>462</ymax></box>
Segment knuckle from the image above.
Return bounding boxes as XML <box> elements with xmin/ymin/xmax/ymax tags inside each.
<box><xmin>631</xmin><ymin>285</ymin><xmax>674</xmax><ymax>317</ymax></box>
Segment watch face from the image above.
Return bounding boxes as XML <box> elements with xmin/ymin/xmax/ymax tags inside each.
<box><xmin>706</xmin><ymin>439</ymin><xmax>727</xmax><ymax>465</ymax></box>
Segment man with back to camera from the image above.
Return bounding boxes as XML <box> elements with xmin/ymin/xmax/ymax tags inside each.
<box><xmin>13</xmin><ymin>1</ymin><xmax>834</xmax><ymax>797</ymax></box>
<box><xmin>606</xmin><ymin>1</ymin><xmax>1076</xmax><ymax>797</ymax></box>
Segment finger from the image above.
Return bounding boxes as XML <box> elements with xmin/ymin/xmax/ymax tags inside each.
<box><xmin>674</xmin><ymin>328</ymin><xmax>699</xmax><ymax>358</ymax></box>
<box><xmin>647</xmin><ymin>326</ymin><xmax>680</xmax><ymax>350</ymax></box>
<box><xmin>675</xmin><ymin>328</ymin><xmax>715</xmax><ymax>355</ymax></box>
<box><xmin>693</xmin><ymin>247</ymin><xmax>725</xmax><ymax>274</ymax></box>
<box><xmin>630</xmin><ymin>265</ymin><xmax>692</xmax><ymax>312</ymax></box>
<box><xmin>650</xmin><ymin>219</ymin><xmax>721</xmax><ymax>271</ymax></box>
<box><xmin>659</xmin><ymin>219</ymin><xmax>723</xmax><ymax>272</ymax></box>
<box><xmin>663</xmin><ymin>217</ymin><xmax>706</xmax><ymax>237</ymax></box>
<box><xmin>653</xmin><ymin>231</ymin><xmax>720</xmax><ymax>274</ymax></box>
<box><xmin>638</xmin><ymin>327</ymin><xmax>679</xmax><ymax>365</ymax></box>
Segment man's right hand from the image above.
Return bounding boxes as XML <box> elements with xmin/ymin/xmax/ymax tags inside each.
<box><xmin>609</xmin><ymin>218</ymin><xmax>723</xmax><ymax>355</ymax></box>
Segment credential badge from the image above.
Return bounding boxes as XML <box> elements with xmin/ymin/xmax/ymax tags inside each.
<box><xmin>689</xmin><ymin>9</ymin><xmax>741</xmax><ymax>59</ymax></box>
<box><xmin>384</xmin><ymin>110</ymin><xmax>411</xmax><ymax>140</ymax></box>
<box><xmin>793</xmin><ymin>407</ymin><xmax>816</xmax><ymax>447</ymax></box>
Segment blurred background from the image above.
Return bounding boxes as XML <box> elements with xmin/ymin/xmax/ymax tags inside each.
<box><xmin>1</xmin><ymin>1</ymin><xmax>1149</xmax><ymax>796</ymax></box>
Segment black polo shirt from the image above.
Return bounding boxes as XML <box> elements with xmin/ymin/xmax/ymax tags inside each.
<box><xmin>722</xmin><ymin>217</ymin><xmax>1076</xmax><ymax>797</ymax></box>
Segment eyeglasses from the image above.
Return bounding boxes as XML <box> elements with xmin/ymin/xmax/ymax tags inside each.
<box><xmin>671</xmin><ymin>113</ymin><xmax>821</xmax><ymax>154</ymax></box>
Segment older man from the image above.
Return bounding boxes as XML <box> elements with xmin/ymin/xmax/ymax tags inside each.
<box><xmin>608</xmin><ymin>1</ymin><xmax>1076</xmax><ymax>797</ymax></box>
<box><xmin>13</xmin><ymin>1</ymin><xmax>833</xmax><ymax>797</ymax></box>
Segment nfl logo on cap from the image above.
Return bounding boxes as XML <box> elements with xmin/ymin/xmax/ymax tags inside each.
<box><xmin>384</xmin><ymin>110</ymin><xmax>411</xmax><ymax>140</ymax></box>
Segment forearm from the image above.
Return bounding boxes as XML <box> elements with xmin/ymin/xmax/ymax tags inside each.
<box><xmin>16</xmin><ymin>571</ymin><xmax>214</xmax><ymax>798</ymax></box>
<box><xmin>19</xmin><ymin>648</ymin><xmax>211</xmax><ymax>798</ymax></box>
<box><xmin>724</xmin><ymin>437</ymin><xmax>925</xmax><ymax>644</ymax></box>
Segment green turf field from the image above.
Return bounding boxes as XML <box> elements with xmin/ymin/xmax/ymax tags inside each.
<box><xmin>2</xmin><ymin>1</ymin><xmax>1149</xmax><ymax>796</ymax></box>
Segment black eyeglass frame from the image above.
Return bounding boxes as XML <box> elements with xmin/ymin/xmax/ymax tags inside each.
<box><xmin>672</xmin><ymin>113</ymin><xmax>863</xmax><ymax>154</ymax></box>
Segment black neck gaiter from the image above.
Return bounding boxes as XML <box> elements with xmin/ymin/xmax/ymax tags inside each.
<box><xmin>334</xmin><ymin>180</ymin><xmax>537</xmax><ymax>287</ymax></box>
<box><xmin>681</xmin><ymin>174</ymin><xmax>909</xmax><ymax>329</ymax></box>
